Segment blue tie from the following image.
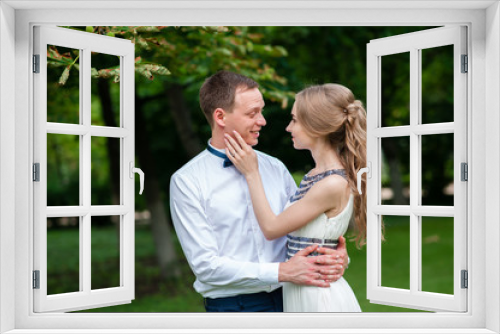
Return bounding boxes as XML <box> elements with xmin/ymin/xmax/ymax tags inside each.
<box><xmin>207</xmin><ymin>145</ymin><xmax>233</xmax><ymax>168</ymax></box>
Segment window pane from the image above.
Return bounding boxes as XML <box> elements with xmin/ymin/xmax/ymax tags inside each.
<box><xmin>421</xmin><ymin>217</ymin><xmax>454</xmax><ymax>294</ymax></box>
<box><xmin>381</xmin><ymin>215</ymin><xmax>410</xmax><ymax>290</ymax></box>
<box><xmin>91</xmin><ymin>52</ymin><xmax>121</xmax><ymax>127</ymax></box>
<box><xmin>47</xmin><ymin>217</ymin><xmax>80</xmax><ymax>295</ymax></box>
<box><xmin>47</xmin><ymin>45</ymin><xmax>80</xmax><ymax>124</ymax></box>
<box><xmin>47</xmin><ymin>134</ymin><xmax>80</xmax><ymax>206</ymax></box>
<box><xmin>421</xmin><ymin>134</ymin><xmax>454</xmax><ymax>206</ymax></box>
<box><xmin>91</xmin><ymin>216</ymin><xmax>121</xmax><ymax>290</ymax></box>
<box><xmin>381</xmin><ymin>52</ymin><xmax>410</xmax><ymax>127</ymax></box>
<box><xmin>421</xmin><ymin>45</ymin><xmax>454</xmax><ymax>124</ymax></box>
<box><xmin>381</xmin><ymin>137</ymin><xmax>410</xmax><ymax>205</ymax></box>
<box><xmin>91</xmin><ymin>136</ymin><xmax>121</xmax><ymax>205</ymax></box>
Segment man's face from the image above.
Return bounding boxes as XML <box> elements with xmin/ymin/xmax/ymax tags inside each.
<box><xmin>223</xmin><ymin>87</ymin><xmax>266</xmax><ymax>146</ymax></box>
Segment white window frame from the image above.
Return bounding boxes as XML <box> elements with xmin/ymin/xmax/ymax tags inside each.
<box><xmin>33</xmin><ymin>25</ymin><xmax>136</xmax><ymax>313</ymax></box>
<box><xmin>366</xmin><ymin>26</ymin><xmax>468</xmax><ymax>312</ymax></box>
<box><xmin>1</xmin><ymin>1</ymin><xmax>499</xmax><ymax>333</ymax></box>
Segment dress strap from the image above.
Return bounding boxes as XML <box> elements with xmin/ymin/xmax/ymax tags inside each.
<box><xmin>290</xmin><ymin>169</ymin><xmax>347</xmax><ymax>203</ymax></box>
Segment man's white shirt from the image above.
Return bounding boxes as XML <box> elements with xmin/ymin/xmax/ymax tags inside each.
<box><xmin>170</xmin><ymin>141</ymin><xmax>297</xmax><ymax>298</ymax></box>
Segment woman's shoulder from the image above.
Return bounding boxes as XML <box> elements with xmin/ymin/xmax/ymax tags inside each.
<box><xmin>309</xmin><ymin>173</ymin><xmax>349</xmax><ymax>198</ymax></box>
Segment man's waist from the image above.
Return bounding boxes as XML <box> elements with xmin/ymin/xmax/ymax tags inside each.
<box><xmin>196</xmin><ymin>284</ymin><xmax>283</xmax><ymax>299</ymax></box>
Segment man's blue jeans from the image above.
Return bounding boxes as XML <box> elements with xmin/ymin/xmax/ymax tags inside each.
<box><xmin>204</xmin><ymin>288</ymin><xmax>283</xmax><ymax>312</ymax></box>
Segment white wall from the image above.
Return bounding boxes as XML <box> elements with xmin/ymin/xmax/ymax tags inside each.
<box><xmin>486</xmin><ymin>2</ymin><xmax>500</xmax><ymax>333</ymax></box>
<box><xmin>0</xmin><ymin>2</ymin><xmax>16</xmax><ymax>333</ymax></box>
<box><xmin>1</xmin><ymin>2</ymin><xmax>499</xmax><ymax>333</ymax></box>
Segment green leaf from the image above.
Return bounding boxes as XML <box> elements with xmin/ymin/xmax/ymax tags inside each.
<box><xmin>215</xmin><ymin>48</ymin><xmax>232</xmax><ymax>57</ymax></box>
<box><xmin>135</xmin><ymin>26</ymin><xmax>161</xmax><ymax>33</ymax></box>
<box><xmin>135</xmin><ymin>36</ymin><xmax>150</xmax><ymax>50</ymax></box>
<box><xmin>135</xmin><ymin>63</ymin><xmax>171</xmax><ymax>80</ymax></box>
<box><xmin>274</xmin><ymin>46</ymin><xmax>288</xmax><ymax>57</ymax></box>
<box><xmin>47</xmin><ymin>60</ymin><xmax>66</xmax><ymax>68</ymax></box>
<box><xmin>251</xmin><ymin>44</ymin><xmax>287</xmax><ymax>57</ymax></box>
<box><xmin>86</xmin><ymin>26</ymin><xmax>94</xmax><ymax>33</ymax></box>
<box><xmin>59</xmin><ymin>66</ymin><xmax>70</xmax><ymax>85</ymax></box>
<box><xmin>246</xmin><ymin>41</ymin><xmax>254</xmax><ymax>52</ymax></box>
<box><xmin>235</xmin><ymin>44</ymin><xmax>246</xmax><ymax>55</ymax></box>
<box><xmin>202</xmin><ymin>26</ymin><xmax>229</xmax><ymax>33</ymax></box>
<box><xmin>97</xmin><ymin>68</ymin><xmax>121</xmax><ymax>81</ymax></box>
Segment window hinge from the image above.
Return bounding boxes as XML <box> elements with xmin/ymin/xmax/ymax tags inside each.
<box><xmin>33</xmin><ymin>163</ymin><xmax>40</xmax><ymax>182</ymax></box>
<box><xmin>33</xmin><ymin>54</ymin><xmax>40</xmax><ymax>73</ymax></box>
<box><xmin>461</xmin><ymin>54</ymin><xmax>468</xmax><ymax>73</ymax></box>
<box><xmin>33</xmin><ymin>270</ymin><xmax>40</xmax><ymax>289</ymax></box>
<box><xmin>461</xmin><ymin>162</ymin><xmax>468</xmax><ymax>181</ymax></box>
<box><xmin>461</xmin><ymin>270</ymin><xmax>468</xmax><ymax>289</ymax></box>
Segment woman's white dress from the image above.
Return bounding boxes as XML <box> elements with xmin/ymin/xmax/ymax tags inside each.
<box><xmin>282</xmin><ymin>170</ymin><xmax>361</xmax><ymax>312</ymax></box>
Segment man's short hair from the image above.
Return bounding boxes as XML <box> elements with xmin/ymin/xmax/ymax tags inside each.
<box><xmin>199</xmin><ymin>71</ymin><xmax>259</xmax><ymax>127</ymax></box>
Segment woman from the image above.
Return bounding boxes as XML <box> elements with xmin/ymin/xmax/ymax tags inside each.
<box><xmin>224</xmin><ymin>83</ymin><xmax>366</xmax><ymax>312</ymax></box>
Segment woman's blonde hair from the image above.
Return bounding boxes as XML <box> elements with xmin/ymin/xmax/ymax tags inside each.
<box><xmin>295</xmin><ymin>83</ymin><xmax>367</xmax><ymax>248</ymax></box>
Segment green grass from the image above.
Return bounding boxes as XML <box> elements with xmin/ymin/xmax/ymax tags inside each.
<box><xmin>74</xmin><ymin>225</ymin><xmax>206</xmax><ymax>312</ymax></box>
<box><xmin>47</xmin><ymin>226</ymin><xmax>80</xmax><ymax>295</ymax></box>
<box><xmin>45</xmin><ymin>217</ymin><xmax>454</xmax><ymax>313</ymax></box>
<box><xmin>343</xmin><ymin>215</ymin><xmax>454</xmax><ymax>312</ymax></box>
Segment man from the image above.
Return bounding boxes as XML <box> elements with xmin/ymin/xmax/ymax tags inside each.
<box><xmin>170</xmin><ymin>71</ymin><xmax>348</xmax><ymax>312</ymax></box>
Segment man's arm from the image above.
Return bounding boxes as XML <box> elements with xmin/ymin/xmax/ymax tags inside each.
<box><xmin>171</xmin><ymin>171</ymin><xmax>347</xmax><ymax>289</ymax></box>
<box><xmin>278</xmin><ymin>237</ymin><xmax>348</xmax><ymax>287</ymax></box>
<box><xmin>170</xmin><ymin>172</ymin><xmax>280</xmax><ymax>288</ymax></box>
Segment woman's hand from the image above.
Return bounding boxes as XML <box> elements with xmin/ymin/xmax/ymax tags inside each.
<box><xmin>224</xmin><ymin>131</ymin><xmax>259</xmax><ymax>177</ymax></box>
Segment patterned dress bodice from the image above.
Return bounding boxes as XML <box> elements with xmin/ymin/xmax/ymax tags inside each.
<box><xmin>285</xmin><ymin>169</ymin><xmax>353</xmax><ymax>260</ymax></box>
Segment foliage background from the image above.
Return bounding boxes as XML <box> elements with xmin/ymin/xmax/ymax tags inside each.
<box><xmin>45</xmin><ymin>26</ymin><xmax>455</xmax><ymax>312</ymax></box>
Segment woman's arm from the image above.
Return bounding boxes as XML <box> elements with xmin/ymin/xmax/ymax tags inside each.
<box><xmin>225</xmin><ymin>131</ymin><xmax>348</xmax><ymax>240</ymax></box>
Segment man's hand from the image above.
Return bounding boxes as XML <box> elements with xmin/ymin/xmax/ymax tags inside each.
<box><xmin>316</xmin><ymin>236</ymin><xmax>349</xmax><ymax>283</ymax></box>
<box><xmin>278</xmin><ymin>236</ymin><xmax>348</xmax><ymax>287</ymax></box>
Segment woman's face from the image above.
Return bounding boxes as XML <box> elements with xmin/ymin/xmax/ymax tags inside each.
<box><xmin>286</xmin><ymin>103</ymin><xmax>314</xmax><ymax>150</ymax></box>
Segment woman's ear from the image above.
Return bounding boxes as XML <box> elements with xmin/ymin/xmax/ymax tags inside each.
<box><xmin>213</xmin><ymin>108</ymin><xmax>226</xmax><ymax>127</ymax></box>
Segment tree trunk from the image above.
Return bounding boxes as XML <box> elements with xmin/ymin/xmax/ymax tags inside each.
<box><xmin>381</xmin><ymin>139</ymin><xmax>407</xmax><ymax>205</ymax></box>
<box><xmin>97</xmin><ymin>79</ymin><xmax>120</xmax><ymax>208</ymax></box>
<box><xmin>97</xmin><ymin>78</ymin><xmax>120</xmax><ymax>242</ymax></box>
<box><xmin>166</xmin><ymin>83</ymin><xmax>203</xmax><ymax>158</ymax></box>
<box><xmin>98</xmin><ymin>78</ymin><xmax>179</xmax><ymax>278</ymax></box>
<box><xmin>135</xmin><ymin>95</ymin><xmax>180</xmax><ymax>278</ymax></box>
<box><xmin>379</xmin><ymin>56</ymin><xmax>408</xmax><ymax>206</ymax></box>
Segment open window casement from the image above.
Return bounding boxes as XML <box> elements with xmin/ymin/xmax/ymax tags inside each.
<box><xmin>33</xmin><ymin>26</ymin><xmax>138</xmax><ymax>312</ymax></box>
<box><xmin>366</xmin><ymin>26</ymin><xmax>467</xmax><ymax>312</ymax></box>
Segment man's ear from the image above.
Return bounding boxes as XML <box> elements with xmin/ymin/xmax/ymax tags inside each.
<box><xmin>213</xmin><ymin>108</ymin><xmax>226</xmax><ymax>127</ymax></box>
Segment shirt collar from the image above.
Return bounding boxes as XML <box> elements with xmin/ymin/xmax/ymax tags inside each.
<box><xmin>207</xmin><ymin>139</ymin><xmax>233</xmax><ymax>168</ymax></box>
<box><xmin>207</xmin><ymin>139</ymin><xmax>225</xmax><ymax>154</ymax></box>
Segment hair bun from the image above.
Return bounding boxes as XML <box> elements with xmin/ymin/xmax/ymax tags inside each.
<box><xmin>345</xmin><ymin>101</ymin><xmax>365</xmax><ymax>119</ymax></box>
<box><xmin>346</xmin><ymin>101</ymin><xmax>362</xmax><ymax>112</ymax></box>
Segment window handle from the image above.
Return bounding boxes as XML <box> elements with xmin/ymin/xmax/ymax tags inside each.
<box><xmin>130</xmin><ymin>162</ymin><xmax>145</xmax><ymax>195</ymax></box>
<box><xmin>356</xmin><ymin>162</ymin><xmax>371</xmax><ymax>194</ymax></box>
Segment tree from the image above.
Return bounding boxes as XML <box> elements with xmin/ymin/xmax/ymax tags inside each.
<box><xmin>48</xmin><ymin>25</ymin><xmax>294</xmax><ymax>278</ymax></box>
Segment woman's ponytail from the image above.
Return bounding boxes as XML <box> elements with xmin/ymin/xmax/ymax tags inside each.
<box><xmin>340</xmin><ymin>100</ymin><xmax>367</xmax><ymax>248</ymax></box>
<box><xmin>295</xmin><ymin>84</ymin><xmax>368</xmax><ymax>248</ymax></box>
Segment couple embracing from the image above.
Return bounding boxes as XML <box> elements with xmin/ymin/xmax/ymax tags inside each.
<box><xmin>170</xmin><ymin>70</ymin><xmax>366</xmax><ymax>312</ymax></box>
